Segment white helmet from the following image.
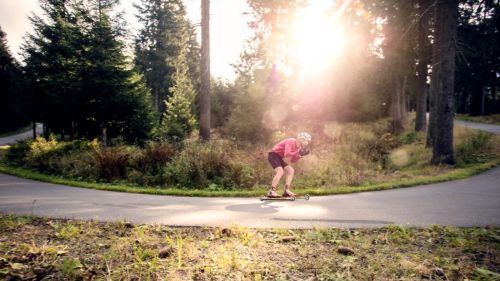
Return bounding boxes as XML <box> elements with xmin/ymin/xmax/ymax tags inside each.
<box><xmin>297</xmin><ymin>132</ymin><xmax>312</xmax><ymax>142</ymax></box>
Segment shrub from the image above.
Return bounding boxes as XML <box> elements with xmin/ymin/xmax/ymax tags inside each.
<box><xmin>5</xmin><ymin>140</ymin><xmax>32</xmax><ymax>166</ymax></box>
<box><xmin>22</xmin><ymin>137</ymin><xmax>98</xmax><ymax>174</ymax></box>
<box><xmin>400</xmin><ymin>132</ymin><xmax>418</xmax><ymax>144</ymax></box>
<box><xmin>92</xmin><ymin>146</ymin><xmax>134</xmax><ymax>182</ymax></box>
<box><xmin>129</xmin><ymin>142</ymin><xmax>177</xmax><ymax>186</ymax></box>
<box><xmin>165</xmin><ymin>140</ymin><xmax>256</xmax><ymax>189</ymax></box>
<box><xmin>132</xmin><ymin>142</ymin><xmax>177</xmax><ymax>174</ymax></box>
<box><xmin>455</xmin><ymin>132</ymin><xmax>493</xmax><ymax>166</ymax></box>
<box><xmin>58</xmin><ymin>151</ymin><xmax>98</xmax><ymax>181</ymax></box>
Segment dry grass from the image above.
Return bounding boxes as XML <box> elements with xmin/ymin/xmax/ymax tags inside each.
<box><xmin>1</xmin><ymin>214</ymin><xmax>499</xmax><ymax>280</ymax></box>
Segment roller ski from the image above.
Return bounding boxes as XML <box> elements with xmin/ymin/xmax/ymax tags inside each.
<box><xmin>260</xmin><ymin>189</ymin><xmax>310</xmax><ymax>201</ymax></box>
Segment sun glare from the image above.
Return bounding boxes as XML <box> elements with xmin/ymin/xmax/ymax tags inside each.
<box><xmin>288</xmin><ymin>0</ymin><xmax>348</xmax><ymax>73</ymax></box>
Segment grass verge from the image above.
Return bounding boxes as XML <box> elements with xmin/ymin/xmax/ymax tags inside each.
<box><xmin>456</xmin><ymin>114</ymin><xmax>500</xmax><ymax>125</ymax></box>
<box><xmin>0</xmin><ymin>160</ymin><xmax>497</xmax><ymax>198</ymax></box>
<box><xmin>0</xmin><ymin>214</ymin><xmax>499</xmax><ymax>280</ymax></box>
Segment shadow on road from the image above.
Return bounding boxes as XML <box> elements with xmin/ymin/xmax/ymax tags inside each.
<box><xmin>225</xmin><ymin>202</ymin><xmax>282</xmax><ymax>214</ymax></box>
<box><xmin>272</xmin><ymin>218</ymin><xmax>393</xmax><ymax>225</ymax></box>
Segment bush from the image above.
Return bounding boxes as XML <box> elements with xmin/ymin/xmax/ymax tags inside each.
<box><xmin>128</xmin><ymin>142</ymin><xmax>177</xmax><ymax>186</ymax></box>
<box><xmin>92</xmin><ymin>146</ymin><xmax>135</xmax><ymax>182</ymax></box>
<box><xmin>58</xmin><ymin>151</ymin><xmax>97</xmax><ymax>181</ymax></box>
<box><xmin>455</xmin><ymin>132</ymin><xmax>493</xmax><ymax>166</ymax></box>
<box><xmin>5</xmin><ymin>140</ymin><xmax>31</xmax><ymax>166</ymax></box>
<box><xmin>7</xmin><ymin>136</ymin><xmax>98</xmax><ymax>175</ymax></box>
<box><xmin>165</xmin><ymin>140</ymin><xmax>256</xmax><ymax>189</ymax></box>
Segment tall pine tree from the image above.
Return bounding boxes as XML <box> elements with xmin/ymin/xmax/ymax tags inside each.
<box><xmin>80</xmin><ymin>0</ymin><xmax>155</xmax><ymax>143</ymax></box>
<box><xmin>134</xmin><ymin>0</ymin><xmax>199</xmax><ymax>113</ymax></box>
<box><xmin>23</xmin><ymin>0</ymin><xmax>85</xmax><ymax>137</ymax></box>
<box><xmin>158</xmin><ymin>31</ymin><xmax>197</xmax><ymax>142</ymax></box>
<box><xmin>0</xmin><ymin>26</ymin><xmax>27</xmax><ymax>133</ymax></box>
<box><xmin>23</xmin><ymin>0</ymin><xmax>155</xmax><ymax>143</ymax></box>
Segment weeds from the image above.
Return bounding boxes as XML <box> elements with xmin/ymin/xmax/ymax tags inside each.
<box><xmin>1</xmin><ymin>214</ymin><xmax>499</xmax><ymax>280</ymax></box>
<box><xmin>2</xmin><ymin>118</ymin><xmax>499</xmax><ymax>194</ymax></box>
<box><xmin>59</xmin><ymin>257</ymin><xmax>82</xmax><ymax>280</ymax></box>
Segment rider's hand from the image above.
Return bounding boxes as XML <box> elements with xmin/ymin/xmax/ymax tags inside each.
<box><xmin>299</xmin><ymin>147</ymin><xmax>310</xmax><ymax>157</ymax></box>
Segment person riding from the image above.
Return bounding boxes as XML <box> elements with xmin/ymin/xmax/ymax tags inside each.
<box><xmin>267</xmin><ymin>132</ymin><xmax>311</xmax><ymax>197</ymax></box>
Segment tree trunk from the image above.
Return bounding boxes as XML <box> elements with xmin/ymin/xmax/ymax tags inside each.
<box><xmin>427</xmin><ymin>4</ymin><xmax>441</xmax><ymax>147</ymax></box>
<box><xmin>431</xmin><ymin>0</ymin><xmax>457</xmax><ymax>164</ymax></box>
<box><xmin>480</xmin><ymin>85</ymin><xmax>486</xmax><ymax>116</ymax></box>
<box><xmin>401</xmin><ymin>75</ymin><xmax>408</xmax><ymax>119</ymax></box>
<box><xmin>199</xmin><ymin>0</ymin><xmax>211</xmax><ymax>141</ymax></box>
<box><xmin>32</xmin><ymin>121</ymin><xmax>37</xmax><ymax>139</ymax></box>
<box><xmin>391</xmin><ymin>74</ymin><xmax>404</xmax><ymax>132</ymax></box>
<box><xmin>102</xmin><ymin>126</ymin><xmax>107</xmax><ymax>146</ymax></box>
<box><xmin>415</xmin><ymin>0</ymin><xmax>431</xmax><ymax>132</ymax></box>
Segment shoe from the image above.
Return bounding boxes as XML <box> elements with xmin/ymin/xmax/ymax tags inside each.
<box><xmin>282</xmin><ymin>189</ymin><xmax>296</xmax><ymax>197</ymax></box>
<box><xmin>267</xmin><ymin>189</ymin><xmax>279</xmax><ymax>197</ymax></box>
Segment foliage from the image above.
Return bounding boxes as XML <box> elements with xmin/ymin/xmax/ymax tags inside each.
<box><xmin>3</xmin><ymin>118</ymin><xmax>499</xmax><ymax>192</ymax></box>
<box><xmin>226</xmin><ymin>70</ymin><xmax>272</xmax><ymax>144</ymax></box>
<box><xmin>455</xmin><ymin>1</ymin><xmax>500</xmax><ymax>115</ymax></box>
<box><xmin>0</xmin><ymin>25</ymin><xmax>27</xmax><ymax>133</ymax></box>
<box><xmin>128</xmin><ymin>142</ymin><xmax>177</xmax><ymax>186</ymax></box>
<box><xmin>22</xmin><ymin>0</ymin><xmax>155</xmax><ymax>143</ymax></box>
<box><xmin>134</xmin><ymin>0</ymin><xmax>200</xmax><ymax>113</ymax></box>
<box><xmin>165</xmin><ymin>140</ymin><xmax>256</xmax><ymax>189</ymax></box>
<box><xmin>455</xmin><ymin>131</ymin><xmax>493</xmax><ymax>166</ymax></box>
<box><xmin>5</xmin><ymin>140</ymin><xmax>31</xmax><ymax>166</ymax></box>
<box><xmin>92</xmin><ymin>146</ymin><xmax>135</xmax><ymax>182</ymax></box>
<box><xmin>157</xmin><ymin>35</ymin><xmax>197</xmax><ymax>142</ymax></box>
<box><xmin>211</xmin><ymin>79</ymin><xmax>235</xmax><ymax>128</ymax></box>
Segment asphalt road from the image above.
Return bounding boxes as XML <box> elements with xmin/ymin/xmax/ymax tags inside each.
<box><xmin>0</xmin><ymin>124</ymin><xmax>43</xmax><ymax>146</ymax></box>
<box><xmin>455</xmin><ymin>120</ymin><xmax>500</xmax><ymax>134</ymax></box>
<box><xmin>0</xmin><ymin>120</ymin><xmax>499</xmax><ymax>228</ymax></box>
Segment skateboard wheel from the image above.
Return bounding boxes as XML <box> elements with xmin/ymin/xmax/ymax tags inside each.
<box><xmin>305</xmin><ymin>194</ymin><xmax>310</xmax><ymax>200</ymax></box>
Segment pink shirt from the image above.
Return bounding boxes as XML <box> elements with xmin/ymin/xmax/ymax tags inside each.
<box><xmin>271</xmin><ymin>138</ymin><xmax>301</xmax><ymax>163</ymax></box>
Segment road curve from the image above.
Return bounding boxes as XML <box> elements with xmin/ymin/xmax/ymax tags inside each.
<box><xmin>0</xmin><ymin>121</ymin><xmax>499</xmax><ymax>228</ymax></box>
<box><xmin>0</xmin><ymin>124</ymin><xmax>43</xmax><ymax>146</ymax></box>
<box><xmin>455</xmin><ymin>120</ymin><xmax>500</xmax><ymax>134</ymax></box>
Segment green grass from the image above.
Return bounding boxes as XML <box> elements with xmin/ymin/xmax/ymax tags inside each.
<box><xmin>456</xmin><ymin>114</ymin><xmax>500</xmax><ymax>125</ymax></box>
<box><xmin>0</xmin><ymin>160</ymin><xmax>497</xmax><ymax>198</ymax></box>
<box><xmin>1</xmin><ymin>214</ymin><xmax>499</xmax><ymax>280</ymax></box>
<box><xmin>0</xmin><ymin>124</ymin><xmax>32</xmax><ymax>138</ymax></box>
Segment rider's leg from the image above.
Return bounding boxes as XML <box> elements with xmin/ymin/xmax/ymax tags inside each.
<box><xmin>283</xmin><ymin>166</ymin><xmax>296</xmax><ymax>196</ymax></box>
<box><xmin>269</xmin><ymin>167</ymin><xmax>284</xmax><ymax>196</ymax></box>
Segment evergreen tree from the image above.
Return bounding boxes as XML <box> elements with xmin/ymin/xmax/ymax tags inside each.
<box><xmin>22</xmin><ymin>0</ymin><xmax>85</xmax><ymax>137</ymax></box>
<box><xmin>415</xmin><ymin>0</ymin><xmax>432</xmax><ymax>132</ymax></box>
<box><xmin>158</xmin><ymin>33</ymin><xmax>197</xmax><ymax>142</ymax></box>
<box><xmin>455</xmin><ymin>0</ymin><xmax>500</xmax><ymax>116</ymax></box>
<box><xmin>23</xmin><ymin>0</ymin><xmax>155</xmax><ymax>143</ymax></box>
<box><xmin>80</xmin><ymin>0</ymin><xmax>155</xmax><ymax>143</ymax></box>
<box><xmin>134</xmin><ymin>0</ymin><xmax>199</xmax><ymax>113</ymax></box>
<box><xmin>0</xmin><ymin>26</ymin><xmax>27</xmax><ymax>133</ymax></box>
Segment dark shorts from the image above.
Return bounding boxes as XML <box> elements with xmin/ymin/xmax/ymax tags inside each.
<box><xmin>268</xmin><ymin>152</ymin><xmax>287</xmax><ymax>169</ymax></box>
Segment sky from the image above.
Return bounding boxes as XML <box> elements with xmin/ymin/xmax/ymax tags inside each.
<box><xmin>0</xmin><ymin>0</ymin><xmax>251</xmax><ymax>80</ymax></box>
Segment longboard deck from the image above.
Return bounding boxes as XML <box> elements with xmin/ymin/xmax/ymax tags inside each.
<box><xmin>260</xmin><ymin>194</ymin><xmax>310</xmax><ymax>201</ymax></box>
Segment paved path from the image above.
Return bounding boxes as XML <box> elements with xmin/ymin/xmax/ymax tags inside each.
<box><xmin>0</xmin><ymin>120</ymin><xmax>499</xmax><ymax>228</ymax></box>
<box><xmin>455</xmin><ymin>120</ymin><xmax>500</xmax><ymax>134</ymax></box>
<box><xmin>0</xmin><ymin>124</ymin><xmax>43</xmax><ymax>146</ymax></box>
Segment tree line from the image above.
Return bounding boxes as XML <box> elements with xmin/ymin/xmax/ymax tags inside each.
<box><xmin>0</xmin><ymin>0</ymin><xmax>498</xmax><ymax>165</ymax></box>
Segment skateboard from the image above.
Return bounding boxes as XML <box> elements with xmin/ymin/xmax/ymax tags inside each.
<box><xmin>259</xmin><ymin>194</ymin><xmax>310</xmax><ymax>201</ymax></box>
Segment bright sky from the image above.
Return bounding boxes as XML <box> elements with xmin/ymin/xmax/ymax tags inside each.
<box><xmin>0</xmin><ymin>0</ymin><xmax>250</xmax><ymax>80</ymax></box>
